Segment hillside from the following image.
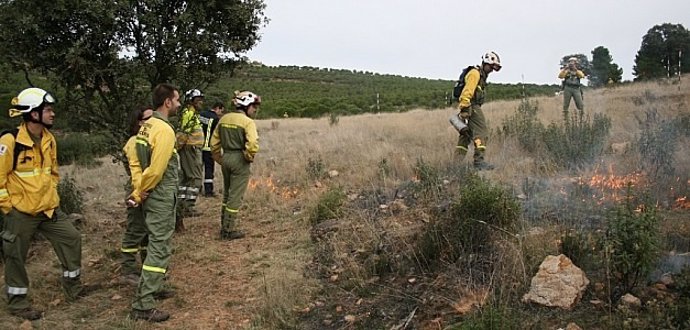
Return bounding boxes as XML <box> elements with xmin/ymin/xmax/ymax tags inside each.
<box><xmin>204</xmin><ymin>64</ymin><xmax>560</xmax><ymax>119</ymax></box>
<box><xmin>1</xmin><ymin>78</ymin><xmax>689</xmax><ymax>329</ymax></box>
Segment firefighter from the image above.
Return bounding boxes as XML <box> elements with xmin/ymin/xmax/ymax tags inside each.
<box><xmin>199</xmin><ymin>102</ymin><xmax>224</xmax><ymax>197</ymax></box>
<box><xmin>1</xmin><ymin>88</ymin><xmax>97</xmax><ymax>320</ymax></box>
<box><xmin>455</xmin><ymin>51</ymin><xmax>502</xmax><ymax>170</ymax></box>
<box><xmin>210</xmin><ymin>91</ymin><xmax>260</xmax><ymax>240</ymax></box>
<box><xmin>559</xmin><ymin>57</ymin><xmax>585</xmax><ymax>116</ymax></box>
<box><xmin>119</xmin><ymin>106</ymin><xmax>153</xmax><ymax>284</ymax></box>
<box><xmin>175</xmin><ymin>89</ymin><xmax>205</xmax><ymax>226</ymax></box>
<box><xmin>128</xmin><ymin>83</ymin><xmax>180</xmax><ymax>322</ymax></box>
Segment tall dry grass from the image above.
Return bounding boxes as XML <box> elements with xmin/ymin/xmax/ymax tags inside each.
<box><xmin>1</xmin><ymin>78</ymin><xmax>688</xmax><ymax>329</ymax></box>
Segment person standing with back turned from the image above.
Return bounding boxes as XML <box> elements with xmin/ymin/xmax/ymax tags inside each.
<box><xmin>128</xmin><ymin>83</ymin><xmax>180</xmax><ymax>322</ymax></box>
<box><xmin>211</xmin><ymin>91</ymin><xmax>260</xmax><ymax>240</ymax></box>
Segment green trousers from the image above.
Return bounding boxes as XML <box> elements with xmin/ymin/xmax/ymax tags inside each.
<box><xmin>2</xmin><ymin>209</ymin><xmax>82</xmax><ymax>311</ymax></box>
<box><xmin>563</xmin><ymin>85</ymin><xmax>584</xmax><ymax>112</ymax></box>
<box><xmin>178</xmin><ymin>146</ymin><xmax>202</xmax><ymax>210</ymax></box>
<box><xmin>456</xmin><ymin>105</ymin><xmax>488</xmax><ymax>164</ymax></box>
<box><xmin>132</xmin><ymin>183</ymin><xmax>176</xmax><ymax>311</ymax></box>
<box><xmin>120</xmin><ymin>205</ymin><xmax>148</xmax><ymax>275</ymax></box>
<box><xmin>220</xmin><ymin>152</ymin><xmax>251</xmax><ymax>234</ymax></box>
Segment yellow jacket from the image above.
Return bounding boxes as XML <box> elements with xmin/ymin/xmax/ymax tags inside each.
<box><xmin>131</xmin><ymin>112</ymin><xmax>178</xmax><ymax>203</ymax></box>
<box><xmin>177</xmin><ymin>105</ymin><xmax>204</xmax><ymax>147</ymax></box>
<box><xmin>458</xmin><ymin>68</ymin><xmax>486</xmax><ymax>109</ymax></box>
<box><xmin>0</xmin><ymin>123</ymin><xmax>59</xmax><ymax>217</ymax></box>
<box><xmin>210</xmin><ymin>111</ymin><xmax>259</xmax><ymax>164</ymax></box>
<box><xmin>122</xmin><ymin>136</ymin><xmax>142</xmax><ymax>191</ymax></box>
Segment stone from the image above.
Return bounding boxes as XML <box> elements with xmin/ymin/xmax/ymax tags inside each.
<box><xmin>522</xmin><ymin>254</ymin><xmax>589</xmax><ymax>309</ymax></box>
<box><xmin>566</xmin><ymin>322</ymin><xmax>583</xmax><ymax>330</ymax></box>
<box><xmin>328</xmin><ymin>170</ymin><xmax>339</xmax><ymax>178</ymax></box>
<box><xmin>619</xmin><ymin>293</ymin><xmax>641</xmax><ymax>310</ymax></box>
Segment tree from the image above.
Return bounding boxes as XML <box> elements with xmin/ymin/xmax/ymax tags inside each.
<box><xmin>0</xmin><ymin>0</ymin><xmax>267</xmax><ymax>155</ymax></box>
<box><xmin>560</xmin><ymin>54</ymin><xmax>592</xmax><ymax>77</ymax></box>
<box><xmin>590</xmin><ymin>46</ymin><xmax>623</xmax><ymax>87</ymax></box>
<box><xmin>633</xmin><ymin>23</ymin><xmax>690</xmax><ymax>80</ymax></box>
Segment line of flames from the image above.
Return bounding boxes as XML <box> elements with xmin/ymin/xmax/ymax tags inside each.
<box><xmin>248</xmin><ymin>175</ymin><xmax>299</xmax><ymax>199</ymax></box>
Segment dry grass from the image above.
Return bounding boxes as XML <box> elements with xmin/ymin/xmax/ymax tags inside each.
<box><xmin>1</xmin><ymin>78</ymin><xmax>689</xmax><ymax>329</ymax></box>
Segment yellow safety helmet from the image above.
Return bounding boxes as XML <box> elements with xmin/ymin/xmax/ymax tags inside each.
<box><xmin>9</xmin><ymin>87</ymin><xmax>56</xmax><ymax>118</ymax></box>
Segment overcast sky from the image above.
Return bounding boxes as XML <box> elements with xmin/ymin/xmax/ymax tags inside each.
<box><xmin>246</xmin><ymin>0</ymin><xmax>690</xmax><ymax>84</ymax></box>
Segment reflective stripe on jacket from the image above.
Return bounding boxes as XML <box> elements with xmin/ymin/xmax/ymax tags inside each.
<box><xmin>210</xmin><ymin>111</ymin><xmax>259</xmax><ymax>164</ymax></box>
<box><xmin>0</xmin><ymin>123</ymin><xmax>59</xmax><ymax>217</ymax></box>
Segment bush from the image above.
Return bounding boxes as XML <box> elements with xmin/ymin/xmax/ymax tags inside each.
<box><xmin>58</xmin><ymin>173</ymin><xmax>84</xmax><ymax>214</ymax></box>
<box><xmin>542</xmin><ymin>112</ymin><xmax>611</xmax><ymax>170</ymax></box>
<box><xmin>57</xmin><ymin>132</ymin><xmax>110</xmax><ymax>166</ymax></box>
<box><xmin>499</xmin><ymin>99</ymin><xmax>545</xmax><ymax>153</ymax></box>
<box><xmin>418</xmin><ymin>171</ymin><xmax>521</xmax><ymax>270</ymax></box>
<box><xmin>309</xmin><ymin>186</ymin><xmax>346</xmax><ymax>225</ymax></box>
<box><xmin>305</xmin><ymin>155</ymin><xmax>326</xmax><ymax>180</ymax></box>
<box><xmin>604</xmin><ymin>188</ymin><xmax>660</xmax><ymax>300</ymax></box>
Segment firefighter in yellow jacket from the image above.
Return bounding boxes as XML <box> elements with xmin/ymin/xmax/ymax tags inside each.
<box><xmin>559</xmin><ymin>57</ymin><xmax>585</xmax><ymax>116</ymax></box>
<box><xmin>119</xmin><ymin>106</ymin><xmax>153</xmax><ymax>284</ymax></box>
<box><xmin>1</xmin><ymin>88</ymin><xmax>94</xmax><ymax>320</ymax></box>
<box><xmin>455</xmin><ymin>51</ymin><xmax>502</xmax><ymax>170</ymax></box>
<box><xmin>175</xmin><ymin>89</ymin><xmax>205</xmax><ymax>226</ymax></box>
<box><xmin>210</xmin><ymin>91</ymin><xmax>260</xmax><ymax>240</ymax></box>
<box><xmin>128</xmin><ymin>83</ymin><xmax>180</xmax><ymax>322</ymax></box>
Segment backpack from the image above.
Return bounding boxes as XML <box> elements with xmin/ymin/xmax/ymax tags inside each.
<box><xmin>0</xmin><ymin>128</ymin><xmax>28</xmax><ymax>171</ymax></box>
<box><xmin>452</xmin><ymin>66</ymin><xmax>477</xmax><ymax>103</ymax></box>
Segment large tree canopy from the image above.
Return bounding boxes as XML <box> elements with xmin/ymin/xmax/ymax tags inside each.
<box><xmin>0</xmin><ymin>0</ymin><xmax>267</xmax><ymax>153</ymax></box>
<box><xmin>590</xmin><ymin>46</ymin><xmax>623</xmax><ymax>87</ymax></box>
<box><xmin>633</xmin><ymin>23</ymin><xmax>690</xmax><ymax>80</ymax></box>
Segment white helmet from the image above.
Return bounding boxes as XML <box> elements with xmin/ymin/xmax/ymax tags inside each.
<box><xmin>9</xmin><ymin>87</ymin><xmax>56</xmax><ymax>118</ymax></box>
<box><xmin>233</xmin><ymin>90</ymin><xmax>262</xmax><ymax>108</ymax></box>
<box><xmin>482</xmin><ymin>51</ymin><xmax>502</xmax><ymax>71</ymax></box>
<box><xmin>185</xmin><ymin>89</ymin><xmax>204</xmax><ymax>101</ymax></box>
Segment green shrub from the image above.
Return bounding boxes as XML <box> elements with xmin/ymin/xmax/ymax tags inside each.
<box><xmin>499</xmin><ymin>99</ymin><xmax>545</xmax><ymax>153</ymax></box>
<box><xmin>413</xmin><ymin>157</ymin><xmax>442</xmax><ymax>198</ymax></box>
<box><xmin>604</xmin><ymin>188</ymin><xmax>660</xmax><ymax>300</ymax></box>
<box><xmin>542</xmin><ymin>112</ymin><xmax>611</xmax><ymax>170</ymax></box>
<box><xmin>309</xmin><ymin>186</ymin><xmax>346</xmax><ymax>225</ymax></box>
<box><xmin>450</xmin><ymin>305</ymin><xmax>521</xmax><ymax>330</ymax></box>
<box><xmin>57</xmin><ymin>132</ymin><xmax>110</xmax><ymax>166</ymax></box>
<box><xmin>58</xmin><ymin>173</ymin><xmax>84</xmax><ymax>214</ymax></box>
<box><xmin>418</xmin><ymin>172</ymin><xmax>520</xmax><ymax>269</ymax></box>
<box><xmin>305</xmin><ymin>155</ymin><xmax>326</xmax><ymax>180</ymax></box>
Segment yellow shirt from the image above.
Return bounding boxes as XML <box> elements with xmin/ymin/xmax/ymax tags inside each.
<box><xmin>210</xmin><ymin>112</ymin><xmax>259</xmax><ymax>164</ymax></box>
<box><xmin>0</xmin><ymin>123</ymin><xmax>59</xmax><ymax>217</ymax></box>
<box><xmin>131</xmin><ymin>112</ymin><xmax>177</xmax><ymax>203</ymax></box>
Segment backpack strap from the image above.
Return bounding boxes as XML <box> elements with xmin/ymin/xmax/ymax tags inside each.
<box><xmin>0</xmin><ymin>128</ymin><xmax>24</xmax><ymax>171</ymax></box>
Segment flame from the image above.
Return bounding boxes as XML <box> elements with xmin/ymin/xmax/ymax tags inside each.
<box><xmin>584</xmin><ymin>166</ymin><xmax>646</xmax><ymax>205</ymax></box>
<box><xmin>248</xmin><ymin>175</ymin><xmax>299</xmax><ymax>199</ymax></box>
<box><xmin>675</xmin><ymin>196</ymin><xmax>690</xmax><ymax>209</ymax></box>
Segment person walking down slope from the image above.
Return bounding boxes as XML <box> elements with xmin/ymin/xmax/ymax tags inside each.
<box><xmin>199</xmin><ymin>102</ymin><xmax>224</xmax><ymax>197</ymax></box>
<box><xmin>119</xmin><ymin>106</ymin><xmax>153</xmax><ymax>285</ymax></box>
<box><xmin>128</xmin><ymin>83</ymin><xmax>181</xmax><ymax>323</ymax></box>
<box><xmin>453</xmin><ymin>51</ymin><xmax>502</xmax><ymax>171</ymax></box>
<box><xmin>559</xmin><ymin>57</ymin><xmax>585</xmax><ymax>118</ymax></box>
<box><xmin>1</xmin><ymin>88</ymin><xmax>98</xmax><ymax>320</ymax></box>
<box><xmin>175</xmin><ymin>89</ymin><xmax>205</xmax><ymax>227</ymax></box>
<box><xmin>211</xmin><ymin>91</ymin><xmax>260</xmax><ymax>241</ymax></box>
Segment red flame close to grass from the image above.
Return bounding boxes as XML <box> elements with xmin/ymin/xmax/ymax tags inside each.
<box><xmin>248</xmin><ymin>175</ymin><xmax>299</xmax><ymax>199</ymax></box>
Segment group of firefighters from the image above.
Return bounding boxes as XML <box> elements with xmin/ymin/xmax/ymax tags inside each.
<box><xmin>0</xmin><ymin>84</ymin><xmax>261</xmax><ymax>322</ymax></box>
<box><xmin>0</xmin><ymin>51</ymin><xmax>588</xmax><ymax>323</ymax></box>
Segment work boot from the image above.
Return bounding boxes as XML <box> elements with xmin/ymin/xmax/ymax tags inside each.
<box><xmin>186</xmin><ymin>208</ymin><xmax>203</xmax><ymax>217</ymax></box>
<box><xmin>175</xmin><ymin>217</ymin><xmax>186</xmax><ymax>233</ymax></box>
<box><xmin>129</xmin><ymin>308</ymin><xmax>170</xmax><ymax>322</ymax></box>
<box><xmin>473</xmin><ymin>160</ymin><xmax>495</xmax><ymax>171</ymax></box>
<box><xmin>10</xmin><ymin>307</ymin><xmax>43</xmax><ymax>320</ymax></box>
<box><xmin>220</xmin><ymin>230</ymin><xmax>246</xmax><ymax>241</ymax></box>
